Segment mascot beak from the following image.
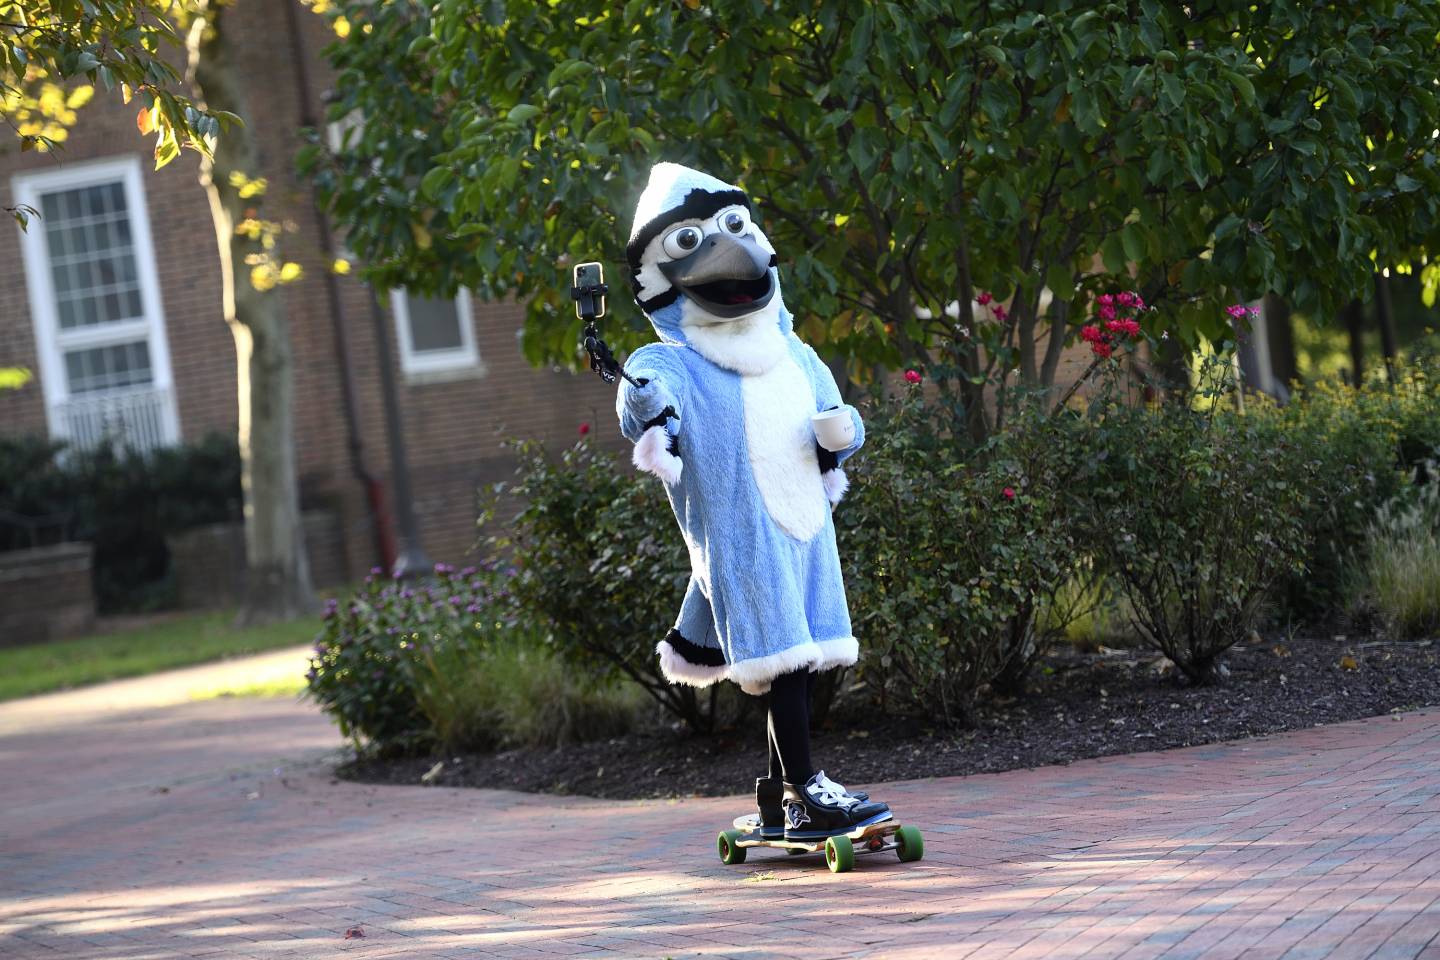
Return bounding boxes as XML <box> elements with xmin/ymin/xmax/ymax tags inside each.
<box><xmin>660</xmin><ymin>232</ymin><xmax>776</xmax><ymax>319</ymax></box>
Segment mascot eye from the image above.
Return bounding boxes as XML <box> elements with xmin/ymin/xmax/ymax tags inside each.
<box><xmin>720</xmin><ymin>209</ymin><xmax>750</xmax><ymax>235</ymax></box>
<box><xmin>662</xmin><ymin>225</ymin><xmax>704</xmax><ymax>259</ymax></box>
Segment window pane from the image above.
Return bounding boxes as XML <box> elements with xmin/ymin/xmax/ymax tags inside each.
<box><xmin>63</xmin><ymin>341</ymin><xmax>153</xmax><ymax>394</ymax></box>
<box><xmin>405</xmin><ymin>294</ymin><xmax>465</xmax><ymax>353</ymax></box>
<box><xmin>39</xmin><ymin>179</ymin><xmax>145</xmax><ymax>330</ymax></box>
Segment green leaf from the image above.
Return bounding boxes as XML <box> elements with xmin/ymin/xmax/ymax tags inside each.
<box><xmin>420</xmin><ymin>166</ymin><xmax>453</xmax><ymax>200</ymax></box>
<box><xmin>507</xmin><ymin>104</ymin><xmax>542</xmax><ymax>123</ymax></box>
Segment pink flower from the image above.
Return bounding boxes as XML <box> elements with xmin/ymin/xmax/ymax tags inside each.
<box><xmin>1117</xmin><ymin>319</ymin><xmax>1140</xmax><ymax>336</ymax></box>
<box><xmin>1098</xmin><ymin>303</ymin><xmax>1117</xmax><ymax>321</ymax></box>
<box><xmin>1132</xmin><ymin>294</ymin><xmax>1146</xmax><ymax>310</ymax></box>
<box><xmin>1002</xmin><ymin>487</ymin><xmax>1016</xmax><ymax>501</ymax></box>
<box><xmin>904</xmin><ymin>369</ymin><xmax>923</xmax><ymax>384</ymax></box>
<box><xmin>976</xmin><ymin>291</ymin><xmax>994</xmax><ymax>306</ymax></box>
<box><xmin>992</xmin><ymin>304</ymin><xmax>1008</xmax><ymax>322</ymax></box>
<box><xmin>579</xmin><ymin>422</ymin><xmax>590</xmax><ymax>436</ymax></box>
<box><xmin>1116</xmin><ymin>291</ymin><xmax>1137</xmax><ymax>307</ymax></box>
<box><xmin>1097</xmin><ymin>293</ymin><xmax>1115</xmax><ymax>307</ymax></box>
<box><xmin>1225</xmin><ymin>304</ymin><xmax>1251</xmax><ymax>320</ymax></box>
<box><xmin>1080</xmin><ymin>324</ymin><xmax>1103</xmax><ymax>343</ymax></box>
<box><xmin>1091</xmin><ymin>341</ymin><xmax>1115</xmax><ymax>359</ymax></box>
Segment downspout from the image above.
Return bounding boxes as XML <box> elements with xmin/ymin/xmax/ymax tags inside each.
<box><xmin>283</xmin><ymin>0</ymin><xmax>396</xmax><ymax>571</ymax></box>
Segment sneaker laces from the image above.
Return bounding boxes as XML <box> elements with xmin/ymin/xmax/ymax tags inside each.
<box><xmin>808</xmin><ymin>771</ymin><xmax>860</xmax><ymax>809</ymax></box>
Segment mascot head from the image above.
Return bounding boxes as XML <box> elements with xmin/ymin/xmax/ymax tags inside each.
<box><xmin>625</xmin><ymin>162</ymin><xmax>789</xmax><ymax>350</ymax></box>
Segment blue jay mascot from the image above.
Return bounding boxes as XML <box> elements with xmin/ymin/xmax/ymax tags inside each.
<box><xmin>617</xmin><ymin>163</ymin><xmax>890</xmax><ymax>840</ymax></box>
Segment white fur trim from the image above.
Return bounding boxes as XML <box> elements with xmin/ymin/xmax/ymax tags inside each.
<box><xmin>813</xmin><ymin>636</ymin><xmax>859</xmax><ymax>672</ymax></box>
<box><xmin>742</xmin><ymin>355</ymin><xmax>827</xmax><ymax>542</ymax></box>
<box><xmin>656</xmin><ymin>639</ymin><xmax>728</xmax><ymax>688</ymax></box>
<box><xmin>681</xmin><ymin>301</ymin><xmax>787</xmax><ymax>375</ymax></box>
<box><xmin>822</xmin><ymin>468</ymin><xmax>849</xmax><ymax>505</ymax></box>
<box><xmin>728</xmin><ymin>641</ymin><xmax>825</xmax><ymax>696</ymax></box>
<box><xmin>633</xmin><ymin>425</ymin><xmax>682</xmax><ymax>484</ymax></box>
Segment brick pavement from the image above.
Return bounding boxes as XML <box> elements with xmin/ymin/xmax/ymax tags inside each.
<box><xmin>1</xmin><ymin>678</ymin><xmax>1437</xmax><ymax>959</ymax></box>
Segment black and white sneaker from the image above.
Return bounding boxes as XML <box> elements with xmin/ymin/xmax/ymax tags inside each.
<box><xmin>739</xmin><ymin>775</ymin><xmax>872</xmax><ymax>840</ymax></box>
<box><xmin>782</xmin><ymin>770</ymin><xmax>890</xmax><ymax>840</ymax></box>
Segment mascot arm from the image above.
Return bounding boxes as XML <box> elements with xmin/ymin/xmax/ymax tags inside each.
<box><xmin>616</xmin><ymin>346</ymin><xmax>687</xmax><ymax>485</ymax></box>
<box><xmin>803</xmin><ymin>344</ymin><xmax>865</xmax><ymax>465</ymax></box>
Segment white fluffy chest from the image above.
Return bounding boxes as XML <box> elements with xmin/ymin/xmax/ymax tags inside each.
<box><xmin>741</xmin><ymin>356</ymin><xmax>827</xmax><ymax>542</ymax></box>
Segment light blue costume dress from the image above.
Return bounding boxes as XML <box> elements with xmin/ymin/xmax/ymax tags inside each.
<box><xmin>615</xmin><ymin>163</ymin><xmax>865</xmax><ymax>695</ymax></box>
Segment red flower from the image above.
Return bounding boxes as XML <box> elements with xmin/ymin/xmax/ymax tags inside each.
<box><xmin>1080</xmin><ymin>324</ymin><xmax>1103</xmax><ymax>343</ymax></box>
<box><xmin>1116</xmin><ymin>291</ymin><xmax>1137</xmax><ymax>307</ymax></box>
<box><xmin>992</xmin><ymin>304</ymin><xmax>1008</xmax><ymax>322</ymax></box>
<box><xmin>579</xmin><ymin>422</ymin><xmax>591</xmax><ymax>436</ymax></box>
<box><xmin>1002</xmin><ymin>487</ymin><xmax>1016</xmax><ymax>500</ymax></box>
<box><xmin>1098</xmin><ymin>303</ymin><xmax>1117</xmax><ymax>321</ymax></box>
<box><xmin>904</xmin><ymin>369</ymin><xmax>923</xmax><ymax>384</ymax></box>
<box><xmin>1116</xmin><ymin>318</ymin><xmax>1141</xmax><ymax>336</ymax></box>
<box><xmin>976</xmin><ymin>291</ymin><xmax>994</xmax><ymax>306</ymax></box>
<box><xmin>1096</xmin><ymin>293</ymin><xmax>1115</xmax><ymax>307</ymax></box>
<box><xmin>1091</xmin><ymin>341</ymin><xmax>1115</xmax><ymax>359</ymax></box>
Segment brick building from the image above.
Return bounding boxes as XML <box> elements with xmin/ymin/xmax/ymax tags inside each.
<box><xmin>0</xmin><ymin>0</ymin><xmax>620</xmax><ymax>588</ymax></box>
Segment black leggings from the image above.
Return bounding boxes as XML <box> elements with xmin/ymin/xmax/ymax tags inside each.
<box><xmin>765</xmin><ymin>669</ymin><xmax>816</xmax><ymax>784</ymax></box>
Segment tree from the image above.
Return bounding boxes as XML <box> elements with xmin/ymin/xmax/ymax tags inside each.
<box><xmin>1</xmin><ymin>0</ymin><xmax>224</xmax><ymax>191</ymax></box>
<box><xmin>187</xmin><ymin>0</ymin><xmax>314</xmax><ymax>622</ymax></box>
<box><xmin>305</xmin><ymin>0</ymin><xmax>1440</xmax><ymax>439</ymax></box>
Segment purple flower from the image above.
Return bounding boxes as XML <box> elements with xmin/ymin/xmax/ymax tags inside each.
<box><xmin>370</xmin><ymin>566</ymin><xmax>383</xmax><ymax>576</ymax></box>
<box><xmin>448</xmin><ymin>596</ymin><xmax>463</xmax><ymax>606</ymax></box>
<box><xmin>460</xmin><ymin>566</ymin><xmax>477</xmax><ymax>577</ymax></box>
<box><xmin>466</xmin><ymin>603</ymin><xmax>482</xmax><ymax>614</ymax></box>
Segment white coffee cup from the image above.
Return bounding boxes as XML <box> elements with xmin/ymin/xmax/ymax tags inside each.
<box><xmin>812</xmin><ymin>408</ymin><xmax>856</xmax><ymax>452</ymax></box>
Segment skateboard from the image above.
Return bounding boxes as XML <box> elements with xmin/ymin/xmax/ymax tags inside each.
<box><xmin>716</xmin><ymin>812</ymin><xmax>924</xmax><ymax>874</ymax></box>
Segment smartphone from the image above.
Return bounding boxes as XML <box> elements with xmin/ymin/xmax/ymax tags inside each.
<box><xmin>573</xmin><ymin>262</ymin><xmax>606</xmax><ymax>320</ymax></box>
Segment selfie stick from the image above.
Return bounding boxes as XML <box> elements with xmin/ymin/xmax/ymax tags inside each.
<box><xmin>572</xmin><ymin>263</ymin><xmax>643</xmax><ymax>388</ymax></box>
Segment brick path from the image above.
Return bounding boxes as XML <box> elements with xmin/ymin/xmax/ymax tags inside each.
<box><xmin>1</xmin><ymin>676</ymin><xmax>1437</xmax><ymax>959</ymax></box>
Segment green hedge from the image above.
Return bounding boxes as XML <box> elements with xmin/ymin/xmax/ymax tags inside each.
<box><xmin>310</xmin><ymin>359</ymin><xmax>1440</xmax><ymax>750</ymax></box>
<box><xmin>0</xmin><ymin>434</ymin><xmax>241</xmax><ymax>612</ymax></box>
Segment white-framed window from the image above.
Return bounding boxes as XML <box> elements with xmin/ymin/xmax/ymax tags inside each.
<box><xmin>390</xmin><ymin>288</ymin><xmax>482</xmax><ymax>378</ymax></box>
<box><xmin>12</xmin><ymin>156</ymin><xmax>179</xmax><ymax>453</ymax></box>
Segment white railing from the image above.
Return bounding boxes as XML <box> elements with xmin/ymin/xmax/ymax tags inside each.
<box><xmin>55</xmin><ymin>386</ymin><xmax>177</xmax><ymax>454</ymax></box>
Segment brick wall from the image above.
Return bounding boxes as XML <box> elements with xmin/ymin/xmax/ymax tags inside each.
<box><xmin>0</xmin><ymin>543</ymin><xmax>94</xmax><ymax>644</ymax></box>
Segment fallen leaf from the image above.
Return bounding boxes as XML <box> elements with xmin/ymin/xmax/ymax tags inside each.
<box><xmin>1338</xmin><ymin>655</ymin><xmax>1358</xmax><ymax>671</ymax></box>
<box><xmin>344</xmin><ymin>926</ymin><xmax>364</xmax><ymax>940</ymax></box>
<box><xmin>420</xmin><ymin>761</ymin><xmax>444</xmax><ymax>785</ymax></box>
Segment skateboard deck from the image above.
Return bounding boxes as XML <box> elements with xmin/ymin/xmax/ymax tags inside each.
<box><xmin>717</xmin><ymin>812</ymin><xmax>923</xmax><ymax>873</ymax></box>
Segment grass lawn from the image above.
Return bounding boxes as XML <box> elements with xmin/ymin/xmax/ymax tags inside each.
<box><xmin>0</xmin><ymin>612</ymin><xmax>321</xmax><ymax>702</ymax></box>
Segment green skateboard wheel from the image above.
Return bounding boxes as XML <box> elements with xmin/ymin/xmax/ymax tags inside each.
<box><xmin>895</xmin><ymin>824</ymin><xmax>924</xmax><ymax>863</ymax></box>
<box><xmin>825</xmin><ymin>834</ymin><xmax>854</xmax><ymax>873</ymax></box>
<box><xmin>717</xmin><ymin>829</ymin><xmax>747</xmax><ymax>865</ymax></box>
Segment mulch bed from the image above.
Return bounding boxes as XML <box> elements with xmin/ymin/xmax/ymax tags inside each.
<box><xmin>339</xmin><ymin>636</ymin><xmax>1438</xmax><ymax>800</ymax></box>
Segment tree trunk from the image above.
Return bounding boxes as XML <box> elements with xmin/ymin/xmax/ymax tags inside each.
<box><xmin>188</xmin><ymin>2</ymin><xmax>315</xmax><ymax>623</ymax></box>
<box><xmin>1341</xmin><ymin>297</ymin><xmax>1366</xmax><ymax>385</ymax></box>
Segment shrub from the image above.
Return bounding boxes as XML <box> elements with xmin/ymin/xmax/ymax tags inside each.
<box><xmin>0</xmin><ymin>433</ymin><xmax>241</xmax><ymax>611</ymax></box>
<box><xmin>1255</xmin><ymin>368</ymin><xmax>1439</xmax><ymax>619</ymax></box>
<box><xmin>1357</xmin><ymin>480</ymin><xmax>1440</xmax><ymax>640</ymax></box>
<box><xmin>307</xmin><ymin>565</ymin><xmax>490</xmax><ymax>751</ymax></box>
<box><xmin>413</xmin><ymin>636</ymin><xmax>647</xmax><ymax>752</ymax></box>
<box><xmin>839</xmin><ymin>388</ymin><xmax>1081</xmax><ymax>725</ymax></box>
<box><xmin>308</xmin><ymin>564</ymin><xmax>647</xmax><ymax>754</ymax></box>
<box><xmin>1080</xmin><ymin>367</ymin><xmax>1313</xmax><ymax>684</ymax></box>
<box><xmin>483</xmin><ymin>438</ymin><xmax>747</xmax><ymax>733</ymax></box>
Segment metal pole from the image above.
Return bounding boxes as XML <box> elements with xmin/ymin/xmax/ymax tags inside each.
<box><xmin>368</xmin><ymin>290</ymin><xmax>431</xmax><ymax>579</ymax></box>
